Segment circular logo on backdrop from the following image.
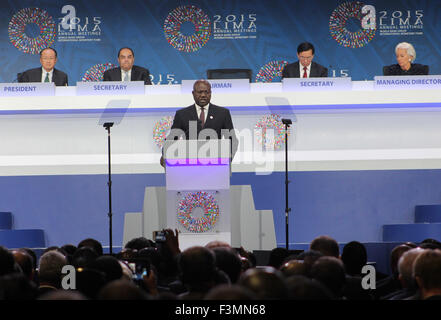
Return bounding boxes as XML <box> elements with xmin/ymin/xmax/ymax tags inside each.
<box><xmin>329</xmin><ymin>1</ymin><xmax>376</xmax><ymax>48</ymax></box>
<box><xmin>255</xmin><ymin>114</ymin><xmax>291</xmax><ymax>150</ymax></box>
<box><xmin>152</xmin><ymin>116</ymin><xmax>174</xmax><ymax>148</ymax></box>
<box><xmin>8</xmin><ymin>7</ymin><xmax>56</xmax><ymax>54</ymax></box>
<box><xmin>164</xmin><ymin>5</ymin><xmax>211</xmax><ymax>52</ymax></box>
<box><xmin>82</xmin><ymin>63</ymin><xmax>117</xmax><ymax>82</ymax></box>
<box><xmin>255</xmin><ymin>60</ymin><xmax>289</xmax><ymax>83</ymax></box>
<box><xmin>177</xmin><ymin>191</ymin><xmax>220</xmax><ymax>233</ymax></box>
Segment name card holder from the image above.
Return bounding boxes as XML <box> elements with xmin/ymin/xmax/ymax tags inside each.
<box><xmin>76</xmin><ymin>81</ymin><xmax>145</xmax><ymax>96</ymax></box>
<box><xmin>374</xmin><ymin>76</ymin><xmax>441</xmax><ymax>90</ymax></box>
<box><xmin>181</xmin><ymin>79</ymin><xmax>250</xmax><ymax>94</ymax></box>
<box><xmin>282</xmin><ymin>77</ymin><xmax>352</xmax><ymax>92</ymax></box>
<box><xmin>0</xmin><ymin>82</ymin><xmax>55</xmax><ymax>97</ymax></box>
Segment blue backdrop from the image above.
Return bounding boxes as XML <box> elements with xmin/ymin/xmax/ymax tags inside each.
<box><xmin>0</xmin><ymin>0</ymin><xmax>439</xmax><ymax>84</ymax></box>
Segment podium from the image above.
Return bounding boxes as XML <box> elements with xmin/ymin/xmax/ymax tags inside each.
<box><xmin>163</xmin><ymin>139</ymin><xmax>232</xmax><ymax>247</ymax></box>
<box><xmin>123</xmin><ymin>140</ymin><xmax>277</xmax><ymax>251</ymax></box>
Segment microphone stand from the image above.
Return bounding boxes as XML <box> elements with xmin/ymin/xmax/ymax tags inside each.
<box><xmin>103</xmin><ymin>122</ymin><xmax>114</xmax><ymax>255</ymax></box>
<box><xmin>281</xmin><ymin>118</ymin><xmax>292</xmax><ymax>249</ymax></box>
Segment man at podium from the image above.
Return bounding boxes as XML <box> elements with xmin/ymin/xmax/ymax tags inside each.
<box><xmin>161</xmin><ymin>79</ymin><xmax>238</xmax><ymax>167</ymax></box>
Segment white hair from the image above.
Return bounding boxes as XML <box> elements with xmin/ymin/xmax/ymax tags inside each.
<box><xmin>395</xmin><ymin>42</ymin><xmax>416</xmax><ymax>62</ymax></box>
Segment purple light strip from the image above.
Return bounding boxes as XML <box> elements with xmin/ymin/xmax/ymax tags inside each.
<box><xmin>165</xmin><ymin>158</ymin><xmax>230</xmax><ymax>166</ymax></box>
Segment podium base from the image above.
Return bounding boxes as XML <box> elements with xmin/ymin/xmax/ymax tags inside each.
<box><xmin>122</xmin><ymin>185</ymin><xmax>276</xmax><ymax>251</ymax></box>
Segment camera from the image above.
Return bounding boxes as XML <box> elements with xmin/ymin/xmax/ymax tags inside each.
<box><xmin>126</xmin><ymin>257</ymin><xmax>150</xmax><ymax>281</ymax></box>
<box><xmin>153</xmin><ymin>230</ymin><xmax>166</xmax><ymax>243</ymax></box>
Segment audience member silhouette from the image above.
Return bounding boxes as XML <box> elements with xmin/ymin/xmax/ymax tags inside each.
<box><xmin>0</xmin><ymin>245</ymin><xmax>16</xmax><ymax>276</ymax></box>
<box><xmin>0</xmin><ymin>273</ymin><xmax>38</xmax><ymax>300</ymax></box>
<box><xmin>310</xmin><ymin>256</ymin><xmax>346</xmax><ymax>299</ymax></box>
<box><xmin>383</xmin><ymin>247</ymin><xmax>425</xmax><ymax>300</ymax></box>
<box><xmin>78</xmin><ymin>238</ymin><xmax>103</xmax><ymax>256</ymax></box>
<box><xmin>280</xmin><ymin>260</ymin><xmax>308</xmax><ymax>278</ymax></box>
<box><xmin>238</xmin><ymin>266</ymin><xmax>289</xmax><ymax>300</ymax></box>
<box><xmin>21</xmin><ymin>248</ymin><xmax>38</xmax><ymax>274</ymax></box>
<box><xmin>294</xmin><ymin>250</ymin><xmax>324</xmax><ymax>277</ymax></box>
<box><xmin>89</xmin><ymin>255</ymin><xmax>123</xmax><ymax>284</ymax></box>
<box><xmin>37</xmin><ymin>250</ymin><xmax>67</xmax><ymax>296</ymax></box>
<box><xmin>72</xmin><ymin>246</ymin><xmax>99</xmax><ymax>268</ymax></box>
<box><xmin>267</xmin><ymin>247</ymin><xmax>293</xmax><ymax>269</ymax></box>
<box><xmin>212</xmin><ymin>247</ymin><xmax>242</xmax><ymax>284</ymax></box>
<box><xmin>375</xmin><ymin>243</ymin><xmax>412</xmax><ymax>299</ymax></box>
<box><xmin>61</xmin><ymin>244</ymin><xmax>77</xmax><ymax>264</ymax></box>
<box><xmin>12</xmin><ymin>249</ymin><xmax>34</xmax><ymax>282</ymax></box>
<box><xmin>419</xmin><ymin>239</ymin><xmax>441</xmax><ymax>250</ymax></box>
<box><xmin>75</xmin><ymin>267</ymin><xmax>107</xmax><ymax>299</ymax></box>
<box><xmin>177</xmin><ymin>246</ymin><xmax>218</xmax><ymax>299</ymax></box>
<box><xmin>341</xmin><ymin>241</ymin><xmax>367</xmax><ymax>276</ymax></box>
<box><xmin>414</xmin><ymin>249</ymin><xmax>441</xmax><ymax>300</ymax></box>
<box><xmin>413</xmin><ymin>249</ymin><xmax>441</xmax><ymax>300</ymax></box>
<box><xmin>98</xmin><ymin>279</ymin><xmax>150</xmax><ymax>300</ymax></box>
<box><xmin>285</xmin><ymin>275</ymin><xmax>333</xmax><ymax>300</ymax></box>
<box><xmin>310</xmin><ymin>235</ymin><xmax>340</xmax><ymax>258</ymax></box>
<box><xmin>124</xmin><ymin>237</ymin><xmax>155</xmax><ymax>251</ymax></box>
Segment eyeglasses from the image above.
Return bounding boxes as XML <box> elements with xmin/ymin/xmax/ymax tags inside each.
<box><xmin>298</xmin><ymin>55</ymin><xmax>313</xmax><ymax>61</ymax></box>
<box><xmin>41</xmin><ymin>57</ymin><xmax>56</xmax><ymax>61</ymax></box>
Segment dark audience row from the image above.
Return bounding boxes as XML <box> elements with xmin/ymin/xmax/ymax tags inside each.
<box><xmin>1</xmin><ymin>230</ymin><xmax>441</xmax><ymax>300</ymax></box>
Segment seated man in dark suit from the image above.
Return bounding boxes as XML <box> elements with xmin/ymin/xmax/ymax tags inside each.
<box><xmin>18</xmin><ymin>47</ymin><xmax>68</xmax><ymax>86</ymax></box>
<box><xmin>282</xmin><ymin>42</ymin><xmax>328</xmax><ymax>78</ymax></box>
<box><xmin>161</xmin><ymin>80</ymin><xmax>238</xmax><ymax>167</ymax></box>
<box><xmin>103</xmin><ymin>47</ymin><xmax>151</xmax><ymax>85</ymax></box>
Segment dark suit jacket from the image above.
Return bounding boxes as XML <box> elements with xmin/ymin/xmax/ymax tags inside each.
<box><xmin>282</xmin><ymin>61</ymin><xmax>328</xmax><ymax>78</ymax></box>
<box><xmin>18</xmin><ymin>67</ymin><xmax>68</xmax><ymax>86</ymax></box>
<box><xmin>103</xmin><ymin>65</ymin><xmax>152</xmax><ymax>85</ymax></box>
<box><xmin>382</xmin><ymin>63</ymin><xmax>429</xmax><ymax>76</ymax></box>
<box><xmin>168</xmin><ymin>103</ymin><xmax>238</xmax><ymax>158</ymax></box>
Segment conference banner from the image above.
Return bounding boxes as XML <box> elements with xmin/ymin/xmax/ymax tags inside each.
<box><xmin>0</xmin><ymin>0</ymin><xmax>437</xmax><ymax>84</ymax></box>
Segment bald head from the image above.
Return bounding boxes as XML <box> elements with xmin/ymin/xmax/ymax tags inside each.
<box><xmin>397</xmin><ymin>247</ymin><xmax>425</xmax><ymax>288</ymax></box>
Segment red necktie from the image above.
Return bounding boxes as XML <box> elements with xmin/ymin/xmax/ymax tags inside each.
<box><xmin>200</xmin><ymin>106</ymin><xmax>205</xmax><ymax>127</ymax></box>
<box><xmin>303</xmin><ymin>66</ymin><xmax>308</xmax><ymax>78</ymax></box>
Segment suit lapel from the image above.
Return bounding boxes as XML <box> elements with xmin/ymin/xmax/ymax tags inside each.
<box><xmin>204</xmin><ymin>104</ymin><xmax>213</xmax><ymax>127</ymax></box>
<box><xmin>310</xmin><ymin>62</ymin><xmax>319</xmax><ymax>77</ymax></box>
<box><xmin>37</xmin><ymin>68</ymin><xmax>43</xmax><ymax>82</ymax></box>
<box><xmin>131</xmin><ymin>67</ymin><xmax>137</xmax><ymax>81</ymax></box>
<box><xmin>189</xmin><ymin>104</ymin><xmax>199</xmax><ymax>121</ymax></box>
<box><xmin>116</xmin><ymin>67</ymin><xmax>122</xmax><ymax>81</ymax></box>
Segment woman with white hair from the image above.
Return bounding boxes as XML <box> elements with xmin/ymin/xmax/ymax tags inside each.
<box><xmin>383</xmin><ymin>42</ymin><xmax>429</xmax><ymax>75</ymax></box>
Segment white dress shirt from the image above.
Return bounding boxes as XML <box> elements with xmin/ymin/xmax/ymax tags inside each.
<box><xmin>299</xmin><ymin>63</ymin><xmax>311</xmax><ymax>78</ymax></box>
<box><xmin>41</xmin><ymin>68</ymin><xmax>54</xmax><ymax>82</ymax></box>
<box><xmin>121</xmin><ymin>69</ymin><xmax>132</xmax><ymax>81</ymax></box>
<box><xmin>195</xmin><ymin>103</ymin><xmax>209</xmax><ymax>123</ymax></box>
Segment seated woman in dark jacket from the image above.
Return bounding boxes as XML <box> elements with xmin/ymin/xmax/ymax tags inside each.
<box><xmin>383</xmin><ymin>42</ymin><xmax>429</xmax><ymax>76</ymax></box>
